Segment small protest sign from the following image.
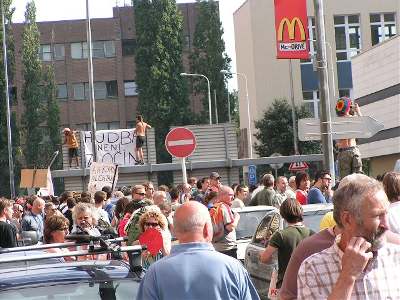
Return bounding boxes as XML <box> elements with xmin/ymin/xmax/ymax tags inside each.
<box><xmin>88</xmin><ymin>162</ymin><xmax>118</xmax><ymax>194</ymax></box>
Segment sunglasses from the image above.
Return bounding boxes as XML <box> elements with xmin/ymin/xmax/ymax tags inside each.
<box><xmin>144</xmin><ymin>222</ymin><xmax>160</xmax><ymax>227</ymax></box>
<box><xmin>135</xmin><ymin>192</ymin><xmax>145</xmax><ymax>196</ymax></box>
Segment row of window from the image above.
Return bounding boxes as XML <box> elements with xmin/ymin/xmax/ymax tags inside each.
<box><xmin>39</xmin><ymin>39</ymin><xmax>137</xmax><ymax>61</ymax></box>
<box><xmin>301</xmin><ymin>12</ymin><xmax>396</xmax><ymax>63</ymax></box>
<box><xmin>56</xmin><ymin>81</ymin><xmax>138</xmax><ymax>100</ymax></box>
<box><xmin>74</xmin><ymin>121</ymin><xmax>138</xmax><ymax>131</ymax></box>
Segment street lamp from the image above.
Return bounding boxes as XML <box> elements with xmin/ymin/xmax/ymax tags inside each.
<box><xmin>180</xmin><ymin>72</ymin><xmax>212</xmax><ymax>125</ymax></box>
<box><xmin>221</xmin><ymin>70</ymin><xmax>253</xmax><ymax>158</ymax></box>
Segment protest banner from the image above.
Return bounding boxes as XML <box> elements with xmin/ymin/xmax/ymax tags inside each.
<box><xmin>87</xmin><ymin>162</ymin><xmax>119</xmax><ymax>194</ymax></box>
<box><xmin>82</xmin><ymin>129</ymin><xmax>137</xmax><ymax>167</ymax></box>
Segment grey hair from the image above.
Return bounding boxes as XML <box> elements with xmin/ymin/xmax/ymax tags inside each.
<box><xmin>174</xmin><ymin>203</ymin><xmax>211</xmax><ymax>234</ymax></box>
<box><xmin>333</xmin><ymin>174</ymin><xmax>383</xmax><ymax>228</ymax></box>
<box><xmin>262</xmin><ymin>174</ymin><xmax>275</xmax><ymax>187</ymax></box>
<box><xmin>72</xmin><ymin>202</ymin><xmax>98</xmax><ymax>225</ymax></box>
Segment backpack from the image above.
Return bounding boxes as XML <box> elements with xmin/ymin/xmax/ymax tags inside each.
<box><xmin>209</xmin><ymin>202</ymin><xmax>226</xmax><ymax>242</ymax></box>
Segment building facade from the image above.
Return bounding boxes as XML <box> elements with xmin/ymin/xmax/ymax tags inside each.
<box><xmin>352</xmin><ymin>35</ymin><xmax>400</xmax><ymax>177</ymax></box>
<box><xmin>233</xmin><ymin>0</ymin><xmax>399</xmax><ymax>157</ymax></box>
<box><xmin>11</xmin><ymin>4</ymin><xmax>200</xmax><ymax>132</ymax></box>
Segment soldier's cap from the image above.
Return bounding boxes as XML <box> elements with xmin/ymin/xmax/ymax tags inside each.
<box><xmin>210</xmin><ymin>172</ymin><xmax>221</xmax><ymax>180</ymax></box>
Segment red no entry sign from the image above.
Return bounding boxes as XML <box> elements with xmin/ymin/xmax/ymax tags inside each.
<box><xmin>165</xmin><ymin>127</ymin><xmax>196</xmax><ymax>158</ymax></box>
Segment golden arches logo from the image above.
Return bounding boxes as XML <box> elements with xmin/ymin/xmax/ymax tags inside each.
<box><xmin>277</xmin><ymin>17</ymin><xmax>306</xmax><ymax>41</ymax></box>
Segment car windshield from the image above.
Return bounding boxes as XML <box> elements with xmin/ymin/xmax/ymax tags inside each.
<box><xmin>0</xmin><ymin>279</ymin><xmax>140</xmax><ymax>299</ymax></box>
<box><xmin>303</xmin><ymin>210</ymin><xmax>331</xmax><ymax>232</ymax></box>
<box><xmin>236</xmin><ymin>210</ymin><xmax>271</xmax><ymax>239</ymax></box>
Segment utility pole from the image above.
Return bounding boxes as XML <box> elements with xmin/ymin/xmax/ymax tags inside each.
<box><xmin>1</xmin><ymin>2</ymin><xmax>15</xmax><ymax>198</ymax></box>
<box><xmin>86</xmin><ymin>0</ymin><xmax>97</xmax><ymax>163</ymax></box>
<box><xmin>288</xmin><ymin>59</ymin><xmax>299</xmax><ymax>154</ymax></box>
<box><xmin>313</xmin><ymin>0</ymin><xmax>335</xmax><ymax>182</ymax></box>
<box><xmin>214</xmin><ymin>89</ymin><xmax>218</xmax><ymax>124</ymax></box>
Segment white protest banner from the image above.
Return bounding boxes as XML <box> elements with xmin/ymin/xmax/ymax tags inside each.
<box><xmin>82</xmin><ymin>129</ymin><xmax>137</xmax><ymax>167</ymax></box>
<box><xmin>88</xmin><ymin>162</ymin><xmax>119</xmax><ymax>194</ymax></box>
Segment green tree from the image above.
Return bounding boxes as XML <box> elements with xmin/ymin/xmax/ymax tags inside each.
<box><xmin>189</xmin><ymin>0</ymin><xmax>232</xmax><ymax>123</ymax></box>
<box><xmin>254</xmin><ymin>99</ymin><xmax>321</xmax><ymax>157</ymax></box>
<box><xmin>42</xmin><ymin>65</ymin><xmax>61</xmax><ymax>169</ymax></box>
<box><xmin>21</xmin><ymin>0</ymin><xmax>44</xmax><ymax>168</ymax></box>
<box><xmin>0</xmin><ymin>0</ymin><xmax>22</xmax><ymax>197</ymax></box>
<box><xmin>133</xmin><ymin>0</ymin><xmax>191</xmax><ymax>164</ymax></box>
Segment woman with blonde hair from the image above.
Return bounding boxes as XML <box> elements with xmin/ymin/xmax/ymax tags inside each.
<box><xmin>137</xmin><ymin>209</ymin><xmax>171</xmax><ymax>269</ymax></box>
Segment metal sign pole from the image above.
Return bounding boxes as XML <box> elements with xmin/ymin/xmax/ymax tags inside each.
<box><xmin>313</xmin><ymin>0</ymin><xmax>335</xmax><ymax>182</ymax></box>
<box><xmin>288</xmin><ymin>59</ymin><xmax>299</xmax><ymax>154</ymax></box>
<box><xmin>181</xmin><ymin>157</ymin><xmax>187</xmax><ymax>184</ymax></box>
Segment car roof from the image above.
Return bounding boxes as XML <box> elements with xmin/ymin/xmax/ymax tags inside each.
<box><xmin>302</xmin><ymin>203</ymin><xmax>333</xmax><ymax>214</ymax></box>
<box><xmin>233</xmin><ymin>205</ymin><xmax>277</xmax><ymax>213</ymax></box>
<box><xmin>0</xmin><ymin>260</ymin><xmax>138</xmax><ymax>290</ymax></box>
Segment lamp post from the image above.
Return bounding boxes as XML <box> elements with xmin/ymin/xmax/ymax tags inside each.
<box><xmin>1</xmin><ymin>2</ymin><xmax>15</xmax><ymax>198</ymax></box>
<box><xmin>180</xmin><ymin>72</ymin><xmax>212</xmax><ymax>125</ymax></box>
<box><xmin>221</xmin><ymin>70</ymin><xmax>253</xmax><ymax>158</ymax></box>
<box><xmin>86</xmin><ymin>0</ymin><xmax>97</xmax><ymax>163</ymax></box>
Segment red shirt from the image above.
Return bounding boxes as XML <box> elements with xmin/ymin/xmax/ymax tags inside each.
<box><xmin>296</xmin><ymin>190</ymin><xmax>308</xmax><ymax>205</ymax></box>
<box><xmin>118</xmin><ymin>213</ymin><xmax>132</xmax><ymax>237</ymax></box>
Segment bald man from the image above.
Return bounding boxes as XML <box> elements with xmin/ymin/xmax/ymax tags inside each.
<box><xmin>137</xmin><ymin>201</ymin><xmax>259</xmax><ymax>300</ymax></box>
<box><xmin>21</xmin><ymin>196</ymin><xmax>45</xmax><ymax>242</ymax></box>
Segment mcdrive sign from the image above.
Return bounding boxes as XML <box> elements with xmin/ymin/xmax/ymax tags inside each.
<box><xmin>274</xmin><ymin>0</ymin><xmax>309</xmax><ymax>59</ymax></box>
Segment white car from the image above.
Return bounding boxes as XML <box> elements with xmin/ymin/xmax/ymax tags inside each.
<box><xmin>233</xmin><ymin>205</ymin><xmax>278</xmax><ymax>261</ymax></box>
<box><xmin>244</xmin><ymin>203</ymin><xmax>333</xmax><ymax>299</ymax></box>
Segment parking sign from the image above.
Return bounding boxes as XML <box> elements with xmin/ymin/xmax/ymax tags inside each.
<box><xmin>248</xmin><ymin>165</ymin><xmax>257</xmax><ymax>185</ymax></box>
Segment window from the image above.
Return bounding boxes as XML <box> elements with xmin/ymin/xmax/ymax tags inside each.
<box><xmin>56</xmin><ymin>84</ymin><xmax>68</xmax><ymax>100</ymax></box>
<box><xmin>94</xmin><ymin>82</ymin><xmax>107</xmax><ymax>99</ymax></box>
<box><xmin>97</xmin><ymin>122</ymin><xmax>120</xmax><ymax>130</ymax></box>
<box><xmin>303</xmin><ymin>90</ymin><xmax>320</xmax><ymax>118</ymax></box>
<box><xmin>72</xmin><ymin>41</ymin><xmax>115</xmax><ymax>59</ymax></box>
<box><xmin>10</xmin><ymin>86</ymin><xmax>17</xmax><ymax>105</ymax></box>
<box><xmin>183</xmin><ymin>35</ymin><xmax>190</xmax><ymax>49</ymax></box>
<box><xmin>339</xmin><ymin>88</ymin><xmax>353</xmax><ymax>98</ymax></box>
<box><xmin>370</xmin><ymin>13</ymin><xmax>396</xmax><ymax>46</ymax></box>
<box><xmin>334</xmin><ymin>15</ymin><xmax>361</xmax><ymax>61</ymax></box>
<box><xmin>76</xmin><ymin>123</ymin><xmax>90</xmax><ymax>131</ymax></box>
<box><xmin>301</xmin><ymin>17</ymin><xmax>316</xmax><ymax>64</ymax></box>
<box><xmin>71</xmin><ymin>42</ymin><xmax>88</xmax><ymax>59</ymax></box>
<box><xmin>53</xmin><ymin>44</ymin><xmax>65</xmax><ymax>60</ymax></box>
<box><xmin>122</xmin><ymin>39</ymin><xmax>136</xmax><ymax>56</ymax></box>
<box><xmin>124</xmin><ymin>81</ymin><xmax>138</xmax><ymax>96</ymax></box>
<box><xmin>106</xmin><ymin>81</ymin><xmax>118</xmax><ymax>98</ymax></box>
<box><xmin>39</xmin><ymin>44</ymin><xmax>52</xmax><ymax>61</ymax></box>
<box><xmin>73</xmin><ymin>83</ymin><xmax>89</xmax><ymax>100</ymax></box>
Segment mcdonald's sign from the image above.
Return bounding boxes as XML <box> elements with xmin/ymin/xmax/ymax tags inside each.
<box><xmin>274</xmin><ymin>0</ymin><xmax>309</xmax><ymax>59</ymax></box>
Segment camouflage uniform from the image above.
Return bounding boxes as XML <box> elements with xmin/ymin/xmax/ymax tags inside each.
<box><xmin>337</xmin><ymin>146</ymin><xmax>362</xmax><ymax>179</ymax></box>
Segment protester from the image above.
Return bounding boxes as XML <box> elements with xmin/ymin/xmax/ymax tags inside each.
<box><xmin>232</xmin><ymin>184</ymin><xmax>248</xmax><ymax>208</ymax></box>
<box><xmin>335</xmin><ymin>97</ymin><xmax>363</xmax><ymax>179</ymax></box>
<box><xmin>137</xmin><ymin>201</ymin><xmax>259</xmax><ymax>300</ymax></box>
<box><xmin>272</xmin><ymin>176</ymin><xmax>292</xmax><ymax>208</ymax></box>
<box><xmin>71</xmin><ymin>203</ymin><xmax>100</xmax><ymax>236</ymax></box>
<box><xmin>260</xmin><ymin>198</ymin><xmax>313</xmax><ymax>292</ymax></box>
<box><xmin>209</xmin><ymin>172</ymin><xmax>222</xmax><ymax>192</ymax></box>
<box><xmin>194</xmin><ymin>177</ymin><xmax>210</xmax><ymax>203</ymax></box>
<box><xmin>383</xmin><ymin>171</ymin><xmax>400</xmax><ymax>233</ymax></box>
<box><xmin>297</xmin><ymin>174</ymin><xmax>400</xmax><ymax>299</ymax></box>
<box><xmin>21</xmin><ymin>196</ymin><xmax>45</xmax><ymax>242</ymax></box>
<box><xmin>136</xmin><ymin>210</ymin><xmax>171</xmax><ymax>269</ymax></box>
<box><xmin>307</xmin><ymin>170</ymin><xmax>332</xmax><ymax>204</ymax></box>
<box><xmin>0</xmin><ymin>198</ymin><xmax>17</xmax><ymax>248</ymax></box>
<box><xmin>111</xmin><ymin>197</ymin><xmax>130</xmax><ymax>228</ymax></box>
<box><xmin>43</xmin><ymin>214</ymin><xmax>73</xmax><ymax>260</ymax></box>
<box><xmin>93</xmin><ymin>191</ymin><xmax>110</xmax><ymax>224</ymax></box>
<box><xmin>295</xmin><ymin>172</ymin><xmax>310</xmax><ymax>205</ymax></box>
<box><xmin>11</xmin><ymin>203</ymin><xmax>24</xmax><ymax>237</ymax></box>
<box><xmin>169</xmin><ymin>187</ymin><xmax>181</xmax><ymax>211</ymax></box>
<box><xmin>63</xmin><ymin>128</ymin><xmax>79</xmax><ymax>168</ymax></box>
<box><xmin>134</xmin><ymin>114</ymin><xmax>151</xmax><ymax>165</ymax></box>
<box><xmin>102</xmin><ymin>186</ymin><xmax>114</xmax><ymax>222</ymax></box>
<box><xmin>250</xmin><ymin>174</ymin><xmax>275</xmax><ymax>206</ymax></box>
<box><xmin>210</xmin><ymin>186</ymin><xmax>240</xmax><ymax>258</ymax></box>
<box><xmin>63</xmin><ymin>197</ymin><xmax>76</xmax><ymax>233</ymax></box>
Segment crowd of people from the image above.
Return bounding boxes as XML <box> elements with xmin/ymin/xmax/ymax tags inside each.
<box><xmin>0</xmin><ymin>169</ymin><xmax>400</xmax><ymax>299</ymax></box>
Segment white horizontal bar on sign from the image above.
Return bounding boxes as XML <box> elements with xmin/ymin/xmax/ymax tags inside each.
<box><xmin>168</xmin><ymin>139</ymin><xmax>194</xmax><ymax>146</ymax></box>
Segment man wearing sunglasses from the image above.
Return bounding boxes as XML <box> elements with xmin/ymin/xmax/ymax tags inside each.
<box><xmin>307</xmin><ymin>170</ymin><xmax>332</xmax><ymax>204</ymax></box>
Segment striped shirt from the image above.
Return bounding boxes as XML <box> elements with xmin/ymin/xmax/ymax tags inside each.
<box><xmin>298</xmin><ymin>241</ymin><xmax>400</xmax><ymax>299</ymax></box>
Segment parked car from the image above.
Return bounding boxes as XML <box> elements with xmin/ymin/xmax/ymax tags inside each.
<box><xmin>244</xmin><ymin>203</ymin><xmax>333</xmax><ymax>299</ymax></box>
<box><xmin>233</xmin><ymin>205</ymin><xmax>278</xmax><ymax>261</ymax></box>
<box><xmin>0</xmin><ymin>236</ymin><xmax>144</xmax><ymax>299</ymax></box>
